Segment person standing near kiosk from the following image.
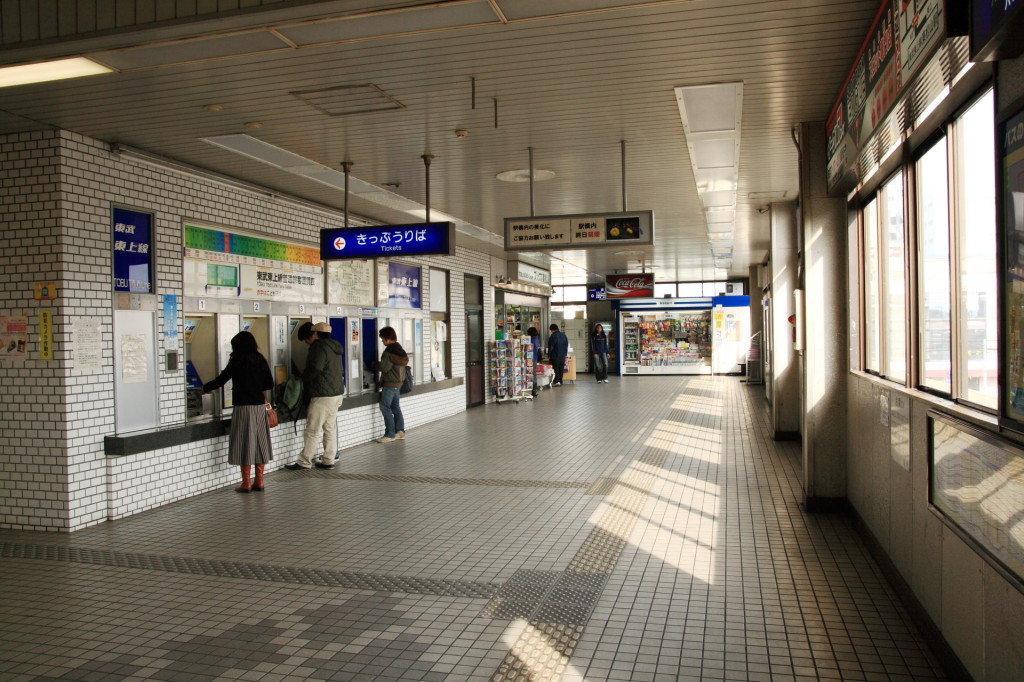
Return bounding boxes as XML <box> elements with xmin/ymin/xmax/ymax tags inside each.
<box><xmin>547</xmin><ymin>323</ymin><xmax>568</xmax><ymax>386</ymax></box>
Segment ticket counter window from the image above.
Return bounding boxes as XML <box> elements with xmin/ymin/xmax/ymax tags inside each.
<box><xmin>290</xmin><ymin>317</ymin><xmax>312</xmax><ymax>376</ymax></box>
<box><xmin>242</xmin><ymin>315</ymin><xmax>271</xmax><ymax>366</ymax></box>
<box><xmin>184</xmin><ymin>314</ymin><xmax>216</xmax><ymax>419</ymax></box>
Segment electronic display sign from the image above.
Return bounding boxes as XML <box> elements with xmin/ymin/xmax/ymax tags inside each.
<box><xmin>320</xmin><ymin>222</ymin><xmax>455</xmax><ymax>260</ymax></box>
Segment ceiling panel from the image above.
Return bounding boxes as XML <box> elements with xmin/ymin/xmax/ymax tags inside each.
<box><xmin>0</xmin><ymin>0</ymin><xmax>879</xmax><ymax>284</ymax></box>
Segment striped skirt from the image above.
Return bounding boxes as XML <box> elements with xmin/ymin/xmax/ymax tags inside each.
<box><xmin>228</xmin><ymin>404</ymin><xmax>274</xmax><ymax>466</ymax></box>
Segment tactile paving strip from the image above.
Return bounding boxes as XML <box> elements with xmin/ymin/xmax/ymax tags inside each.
<box><xmin>292</xmin><ymin>471</ymin><xmax>592</xmax><ymax>488</ymax></box>
<box><xmin>584</xmin><ymin>477</ymin><xmax>618</xmax><ymax>495</ymax></box>
<box><xmin>0</xmin><ymin>542</ymin><xmax>497</xmax><ymax>598</ymax></box>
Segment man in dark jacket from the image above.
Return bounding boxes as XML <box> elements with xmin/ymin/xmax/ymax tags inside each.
<box><xmin>286</xmin><ymin>321</ymin><xmax>345</xmax><ymax>470</ymax></box>
<box><xmin>376</xmin><ymin>326</ymin><xmax>409</xmax><ymax>443</ymax></box>
<box><xmin>547</xmin><ymin>323</ymin><xmax>569</xmax><ymax>386</ymax></box>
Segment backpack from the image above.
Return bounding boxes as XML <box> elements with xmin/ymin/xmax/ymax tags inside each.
<box><xmin>273</xmin><ymin>375</ymin><xmax>307</xmax><ymax>423</ymax></box>
<box><xmin>400</xmin><ymin>365</ymin><xmax>413</xmax><ymax>394</ymax></box>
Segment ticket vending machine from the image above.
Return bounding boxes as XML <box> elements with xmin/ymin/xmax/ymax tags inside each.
<box><xmin>184</xmin><ymin>313</ymin><xmax>216</xmax><ymax>419</ymax></box>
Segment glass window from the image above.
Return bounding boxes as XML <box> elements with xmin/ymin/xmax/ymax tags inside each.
<box><xmin>561</xmin><ymin>285</ymin><xmax>587</xmax><ymax>302</ymax></box>
<box><xmin>881</xmin><ymin>172</ymin><xmax>906</xmax><ymax>383</ymax></box>
<box><xmin>654</xmin><ymin>283</ymin><xmax>677</xmax><ymax>298</ymax></box>
<box><xmin>678</xmin><ymin>282</ymin><xmax>703</xmax><ymax>297</ymax></box>
<box><xmin>917</xmin><ymin>139</ymin><xmax>952</xmax><ymax>393</ymax></box>
<box><xmin>954</xmin><ymin>90</ymin><xmax>997</xmax><ymax>408</ymax></box>
<box><xmin>864</xmin><ymin>198</ymin><xmax>880</xmax><ymax>372</ymax></box>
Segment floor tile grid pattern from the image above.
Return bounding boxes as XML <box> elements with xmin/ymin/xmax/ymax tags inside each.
<box><xmin>568</xmin><ymin>377</ymin><xmax>948</xmax><ymax>681</ymax></box>
<box><xmin>0</xmin><ymin>377</ymin><xmax>955</xmax><ymax>681</ymax></box>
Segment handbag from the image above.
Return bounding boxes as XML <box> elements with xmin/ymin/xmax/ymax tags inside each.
<box><xmin>400</xmin><ymin>366</ymin><xmax>413</xmax><ymax>394</ymax></box>
<box><xmin>265</xmin><ymin>400</ymin><xmax>279</xmax><ymax>428</ymax></box>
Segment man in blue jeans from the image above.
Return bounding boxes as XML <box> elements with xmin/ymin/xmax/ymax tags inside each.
<box><xmin>376</xmin><ymin>326</ymin><xmax>409</xmax><ymax>443</ymax></box>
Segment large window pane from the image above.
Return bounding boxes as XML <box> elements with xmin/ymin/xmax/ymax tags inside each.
<box><xmin>955</xmin><ymin>90</ymin><xmax>997</xmax><ymax>408</ymax></box>
<box><xmin>882</xmin><ymin>172</ymin><xmax>906</xmax><ymax>382</ymax></box>
<box><xmin>864</xmin><ymin>198</ymin><xmax>880</xmax><ymax>372</ymax></box>
<box><xmin>918</xmin><ymin>140</ymin><xmax>952</xmax><ymax>393</ymax></box>
<box><xmin>654</xmin><ymin>283</ymin><xmax>677</xmax><ymax>298</ymax></box>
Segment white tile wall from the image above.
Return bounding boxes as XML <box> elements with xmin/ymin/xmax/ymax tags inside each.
<box><xmin>1</xmin><ymin>129</ymin><xmax>495</xmax><ymax>531</ymax></box>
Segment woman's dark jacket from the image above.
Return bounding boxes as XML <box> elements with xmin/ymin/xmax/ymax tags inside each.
<box><xmin>590</xmin><ymin>333</ymin><xmax>609</xmax><ymax>355</ymax></box>
<box><xmin>203</xmin><ymin>353</ymin><xmax>274</xmax><ymax>405</ymax></box>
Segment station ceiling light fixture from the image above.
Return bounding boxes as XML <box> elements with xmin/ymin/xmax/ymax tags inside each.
<box><xmin>675</xmin><ymin>82</ymin><xmax>743</xmax><ymax>270</ymax></box>
<box><xmin>0</xmin><ymin>56</ymin><xmax>113</xmax><ymax>88</ymax></box>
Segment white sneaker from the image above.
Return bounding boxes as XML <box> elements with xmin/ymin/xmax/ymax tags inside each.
<box><xmin>376</xmin><ymin>436</ymin><xmax>395</xmax><ymax>443</ymax></box>
<box><xmin>396</xmin><ymin>431</ymin><xmax>405</xmax><ymax>439</ymax></box>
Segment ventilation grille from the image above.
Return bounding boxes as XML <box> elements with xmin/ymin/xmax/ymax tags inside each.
<box><xmin>290</xmin><ymin>84</ymin><xmax>405</xmax><ymax>117</ymax></box>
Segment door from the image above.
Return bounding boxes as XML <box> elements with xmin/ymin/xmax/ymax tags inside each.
<box><xmin>465</xmin><ymin>309</ymin><xmax>485</xmax><ymax>406</ymax></box>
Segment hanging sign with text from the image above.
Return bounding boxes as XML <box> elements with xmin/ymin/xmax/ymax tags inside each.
<box><xmin>320</xmin><ymin>222</ymin><xmax>456</xmax><ymax>259</ymax></box>
<box><xmin>504</xmin><ymin>211</ymin><xmax>654</xmax><ymax>251</ymax></box>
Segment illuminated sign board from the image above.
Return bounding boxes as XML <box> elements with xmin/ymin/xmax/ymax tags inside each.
<box><xmin>504</xmin><ymin>211</ymin><xmax>654</xmax><ymax>251</ymax></box>
<box><xmin>112</xmin><ymin>208</ymin><xmax>153</xmax><ymax>293</ymax></box>
<box><xmin>320</xmin><ymin>222</ymin><xmax>456</xmax><ymax>260</ymax></box>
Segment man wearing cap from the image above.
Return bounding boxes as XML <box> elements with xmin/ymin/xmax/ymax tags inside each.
<box><xmin>285</xmin><ymin>321</ymin><xmax>345</xmax><ymax>470</ymax></box>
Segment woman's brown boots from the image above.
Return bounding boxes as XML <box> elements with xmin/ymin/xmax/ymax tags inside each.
<box><xmin>252</xmin><ymin>464</ymin><xmax>265</xmax><ymax>492</ymax></box>
<box><xmin>236</xmin><ymin>465</ymin><xmax>252</xmax><ymax>493</ymax></box>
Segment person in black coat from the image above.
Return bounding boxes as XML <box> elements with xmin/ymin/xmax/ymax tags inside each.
<box><xmin>547</xmin><ymin>323</ymin><xmax>569</xmax><ymax>386</ymax></box>
<box><xmin>591</xmin><ymin>324</ymin><xmax>610</xmax><ymax>383</ymax></box>
<box><xmin>202</xmin><ymin>331</ymin><xmax>274</xmax><ymax>493</ymax></box>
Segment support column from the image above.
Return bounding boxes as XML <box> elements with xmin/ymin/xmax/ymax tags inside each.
<box><xmin>769</xmin><ymin>201</ymin><xmax>801</xmax><ymax>438</ymax></box>
<box><xmin>798</xmin><ymin>121</ymin><xmax>848</xmax><ymax>509</ymax></box>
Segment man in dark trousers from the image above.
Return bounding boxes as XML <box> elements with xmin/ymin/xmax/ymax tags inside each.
<box><xmin>547</xmin><ymin>323</ymin><xmax>569</xmax><ymax>386</ymax></box>
<box><xmin>376</xmin><ymin>326</ymin><xmax>410</xmax><ymax>443</ymax></box>
<box><xmin>286</xmin><ymin>322</ymin><xmax>344</xmax><ymax>470</ymax></box>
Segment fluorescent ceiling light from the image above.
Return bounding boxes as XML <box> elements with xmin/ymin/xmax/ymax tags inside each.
<box><xmin>675</xmin><ymin>84</ymin><xmax>741</xmax><ymax>134</ymax></box>
<box><xmin>705</xmin><ymin>208</ymin><xmax>735</xmax><ymax>223</ymax></box>
<box><xmin>707</xmin><ymin>223</ymin><xmax>734</xmax><ymax>234</ymax></box>
<box><xmin>200</xmin><ymin>134</ymin><xmax>502</xmax><ymax>246</ymax></box>
<box><xmin>0</xmin><ymin>57</ymin><xmax>112</xmax><ymax>88</ymax></box>
<box><xmin>699</xmin><ymin>190</ymin><xmax>736</xmax><ymax>208</ymax></box>
<box><xmin>694</xmin><ymin>167</ymin><xmax>737</xmax><ymax>192</ymax></box>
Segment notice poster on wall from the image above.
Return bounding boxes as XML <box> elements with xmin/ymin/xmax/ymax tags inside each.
<box><xmin>1003</xmin><ymin>104</ymin><xmax>1024</xmax><ymax>422</ymax></box>
<box><xmin>0</xmin><ymin>314</ymin><xmax>28</xmax><ymax>362</ymax></box>
<box><xmin>120</xmin><ymin>334</ymin><xmax>149</xmax><ymax>383</ymax></box>
<box><xmin>327</xmin><ymin>259</ymin><xmax>374</xmax><ymax>306</ymax></box>
<box><xmin>72</xmin><ymin>317</ymin><xmax>104</xmax><ymax>372</ymax></box>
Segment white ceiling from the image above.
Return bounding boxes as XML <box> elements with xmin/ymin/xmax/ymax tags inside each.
<box><xmin>0</xmin><ymin>0</ymin><xmax>878</xmax><ymax>284</ymax></box>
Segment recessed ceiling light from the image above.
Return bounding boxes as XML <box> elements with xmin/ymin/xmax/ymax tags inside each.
<box><xmin>203</xmin><ymin>104</ymin><xmax>223</xmax><ymax>112</ymax></box>
<box><xmin>496</xmin><ymin>169</ymin><xmax>556</xmax><ymax>183</ymax></box>
<box><xmin>244</xmin><ymin>121</ymin><xmax>264</xmax><ymax>129</ymax></box>
<box><xmin>0</xmin><ymin>56</ymin><xmax>112</xmax><ymax>88</ymax></box>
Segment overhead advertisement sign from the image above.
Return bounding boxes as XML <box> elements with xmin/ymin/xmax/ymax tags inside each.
<box><xmin>606</xmin><ymin>273</ymin><xmax>655</xmax><ymax>298</ymax></box>
<box><xmin>825</xmin><ymin>0</ymin><xmax>946</xmax><ymax>193</ymax></box>
<box><xmin>112</xmin><ymin>208</ymin><xmax>153</xmax><ymax>293</ymax></box>
<box><xmin>320</xmin><ymin>222</ymin><xmax>456</xmax><ymax>259</ymax></box>
<box><xmin>504</xmin><ymin>211</ymin><xmax>654</xmax><ymax>251</ymax></box>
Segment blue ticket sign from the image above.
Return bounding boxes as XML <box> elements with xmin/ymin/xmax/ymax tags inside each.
<box><xmin>112</xmin><ymin>208</ymin><xmax>153</xmax><ymax>292</ymax></box>
<box><xmin>320</xmin><ymin>222</ymin><xmax>455</xmax><ymax>259</ymax></box>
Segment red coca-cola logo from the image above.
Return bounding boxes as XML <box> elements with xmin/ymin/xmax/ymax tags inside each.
<box><xmin>606</xmin><ymin>274</ymin><xmax>653</xmax><ymax>297</ymax></box>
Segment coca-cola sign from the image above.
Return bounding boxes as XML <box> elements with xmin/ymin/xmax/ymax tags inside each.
<box><xmin>605</xmin><ymin>273</ymin><xmax>654</xmax><ymax>298</ymax></box>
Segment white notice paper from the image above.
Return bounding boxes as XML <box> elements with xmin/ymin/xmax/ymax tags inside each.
<box><xmin>72</xmin><ymin>317</ymin><xmax>104</xmax><ymax>372</ymax></box>
<box><xmin>120</xmin><ymin>334</ymin><xmax>148</xmax><ymax>383</ymax></box>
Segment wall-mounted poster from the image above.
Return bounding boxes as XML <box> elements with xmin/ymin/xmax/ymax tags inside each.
<box><xmin>388</xmin><ymin>262</ymin><xmax>421</xmax><ymax>309</ymax></box>
<box><xmin>1003</xmin><ymin>103</ymin><xmax>1024</xmax><ymax>423</ymax></box>
<box><xmin>183</xmin><ymin>223</ymin><xmax>323</xmax><ymax>303</ymax></box>
<box><xmin>327</xmin><ymin>259</ymin><xmax>374</xmax><ymax>306</ymax></box>
<box><xmin>0</xmin><ymin>314</ymin><xmax>28</xmax><ymax>362</ymax></box>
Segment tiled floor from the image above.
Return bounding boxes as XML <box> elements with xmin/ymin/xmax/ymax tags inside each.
<box><xmin>0</xmin><ymin>376</ymin><xmax>951</xmax><ymax>681</ymax></box>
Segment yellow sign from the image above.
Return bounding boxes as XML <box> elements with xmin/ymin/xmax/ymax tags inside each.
<box><xmin>39</xmin><ymin>309</ymin><xmax>52</xmax><ymax>360</ymax></box>
<box><xmin>34</xmin><ymin>281</ymin><xmax>56</xmax><ymax>300</ymax></box>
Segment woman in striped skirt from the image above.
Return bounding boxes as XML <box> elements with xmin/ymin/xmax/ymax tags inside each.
<box><xmin>202</xmin><ymin>331</ymin><xmax>275</xmax><ymax>493</ymax></box>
